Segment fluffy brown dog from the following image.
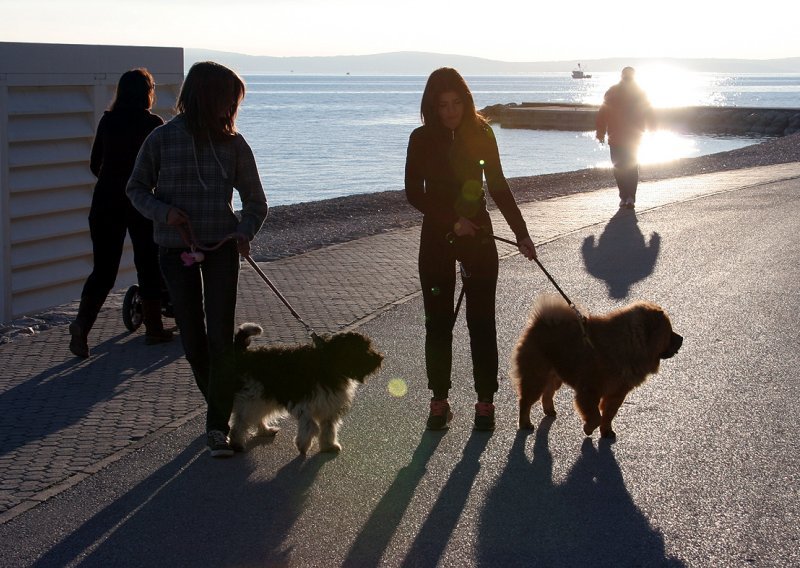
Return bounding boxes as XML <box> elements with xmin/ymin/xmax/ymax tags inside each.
<box><xmin>511</xmin><ymin>295</ymin><xmax>683</xmax><ymax>438</ymax></box>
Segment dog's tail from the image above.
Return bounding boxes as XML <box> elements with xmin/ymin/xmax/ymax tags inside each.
<box><xmin>234</xmin><ymin>323</ymin><xmax>263</xmax><ymax>350</ymax></box>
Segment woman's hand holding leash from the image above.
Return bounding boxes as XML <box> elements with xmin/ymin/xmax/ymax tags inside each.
<box><xmin>453</xmin><ymin>217</ymin><xmax>480</xmax><ymax>237</ymax></box>
<box><xmin>517</xmin><ymin>236</ymin><xmax>537</xmax><ymax>260</ymax></box>
<box><xmin>166</xmin><ymin>207</ymin><xmax>190</xmax><ymax>226</ymax></box>
<box><xmin>231</xmin><ymin>232</ymin><xmax>250</xmax><ymax>256</ymax></box>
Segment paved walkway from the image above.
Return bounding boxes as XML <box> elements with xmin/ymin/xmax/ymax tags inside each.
<box><xmin>1</xmin><ymin>162</ymin><xmax>798</xmax><ymax>523</ymax></box>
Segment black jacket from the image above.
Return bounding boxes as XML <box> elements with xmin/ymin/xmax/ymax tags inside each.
<box><xmin>90</xmin><ymin>108</ymin><xmax>164</xmax><ymax>210</ymax></box>
<box><xmin>405</xmin><ymin>122</ymin><xmax>529</xmax><ymax>242</ymax></box>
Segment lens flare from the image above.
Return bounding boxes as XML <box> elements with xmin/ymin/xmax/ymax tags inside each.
<box><xmin>388</xmin><ymin>378</ymin><xmax>408</xmax><ymax>398</ymax></box>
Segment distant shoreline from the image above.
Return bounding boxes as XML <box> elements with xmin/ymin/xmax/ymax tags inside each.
<box><xmin>185</xmin><ymin>48</ymin><xmax>800</xmax><ymax>75</ymax></box>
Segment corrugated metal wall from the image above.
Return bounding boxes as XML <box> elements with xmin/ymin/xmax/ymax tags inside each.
<box><xmin>0</xmin><ymin>43</ymin><xmax>183</xmax><ymax>321</ymax></box>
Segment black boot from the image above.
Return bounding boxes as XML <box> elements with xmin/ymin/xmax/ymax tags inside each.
<box><xmin>142</xmin><ymin>299</ymin><xmax>174</xmax><ymax>345</ymax></box>
<box><xmin>68</xmin><ymin>296</ymin><xmax>104</xmax><ymax>358</ymax></box>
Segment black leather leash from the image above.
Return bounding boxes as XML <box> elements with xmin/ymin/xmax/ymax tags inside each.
<box><xmin>490</xmin><ymin>234</ymin><xmax>594</xmax><ymax>347</ymax></box>
<box><xmin>243</xmin><ymin>255</ymin><xmax>321</xmax><ymax>344</ymax></box>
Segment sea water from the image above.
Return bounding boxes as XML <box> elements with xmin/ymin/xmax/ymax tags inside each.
<box><xmin>234</xmin><ymin>73</ymin><xmax>800</xmax><ymax>207</ymax></box>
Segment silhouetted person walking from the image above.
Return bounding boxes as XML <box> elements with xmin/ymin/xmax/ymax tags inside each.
<box><xmin>595</xmin><ymin>67</ymin><xmax>654</xmax><ymax>209</ymax></box>
<box><xmin>69</xmin><ymin>68</ymin><xmax>173</xmax><ymax>358</ymax></box>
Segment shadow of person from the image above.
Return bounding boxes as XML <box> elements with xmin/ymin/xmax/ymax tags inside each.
<box><xmin>0</xmin><ymin>331</ymin><xmax>184</xmax><ymax>458</ymax></box>
<box><xmin>581</xmin><ymin>209</ymin><xmax>661</xmax><ymax>299</ymax></box>
<box><xmin>342</xmin><ymin>430</ymin><xmax>445</xmax><ymax>568</ymax></box>
<box><xmin>399</xmin><ymin>432</ymin><xmax>492</xmax><ymax>568</ymax></box>
<box><xmin>477</xmin><ymin>420</ymin><xmax>684</xmax><ymax>567</ymax></box>
<box><xmin>34</xmin><ymin>440</ymin><xmax>336</xmax><ymax>568</ymax></box>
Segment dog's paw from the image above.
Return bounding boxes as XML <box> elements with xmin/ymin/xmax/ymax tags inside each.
<box><xmin>319</xmin><ymin>443</ymin><xmax>342</xmax><ymax>454</ymax></box>
<box><xmin>600</xmin><ymin>428</ymin><xmax>617</xmax><ymax>439</ymax></box>
<box><xmin>583</xmin><ymin>423</ymin><xmax>598</xmax><ymax>436</ymax></box>
<box><xmin>257</xmin><ymin>425</ymin><xmax>280</xmax><ymax>437</ymax></box>
<box><xmin>296</xmin><ymin>439</ymin><xmax>312</xmax><ymax>455</ymax></box>
<box><xmin>543</xmin><ymin>408</ymin><xmax>557</xmax><ymax>417</ymax></box>
<box><xmin>518</xmin><ymin>420</ymin><xmax>535</xmax><ymax>430</ymax></box>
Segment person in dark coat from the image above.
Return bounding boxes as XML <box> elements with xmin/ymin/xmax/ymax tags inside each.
<box><xmin>69</xmin><ymin>68</ymin><xmax>173</xmax><ymax>358</ymax></box>
<box><xmin>405</xmin><ymin>67</ymin><xmax>537</xmax><ymax>431</ymax></box>
<box><xmin>595</xmin><ymin>66</ymin><xmax>655</xmax><ymax>209</ymax></box>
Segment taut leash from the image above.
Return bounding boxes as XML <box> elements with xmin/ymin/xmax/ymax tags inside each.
<box><xmin>490</xmin><ymin>234</ymin><xmax>594</xmax><ymax>348</ymax></box>
<box><xmin>242</xmin><ymin>255</ymin><xmax>320</xmax><ymax>342</ymax></box>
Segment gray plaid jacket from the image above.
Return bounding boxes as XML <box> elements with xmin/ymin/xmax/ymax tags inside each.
<box><xmin>127</xmin><ymin>114</ymin><xmax>267</xmax><ymax>248</ymax></box>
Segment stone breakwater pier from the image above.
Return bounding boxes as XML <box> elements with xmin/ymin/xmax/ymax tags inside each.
<box><xmin>481</xmin><ymin>103</ymin><xmax>800</xmax><ymax>137</ymax></box>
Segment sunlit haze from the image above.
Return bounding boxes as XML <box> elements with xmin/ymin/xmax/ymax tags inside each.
<box><xmin>1</xmin><ymin>0</ymin><xmax>797</xmax><ymax>61</ymax></box>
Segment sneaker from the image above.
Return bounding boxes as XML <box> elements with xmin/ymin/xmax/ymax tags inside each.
<box><xmin>625</xmin><ymin>198</ymin><xmax>636</xmax><ymax>209</ymax></box>
<box><xmin>619</xmin><ymin>199</ymin><xmax>627</xmax><ymax>208</ymax></box>
<box><xmin>474</xmin><ymin>402</ymin><xmax>496</xmax><ymax>431</ymax></box>
<box><xmin>426</xmin><ymin>399</ymin><xmax>453</xmax><ymax>430</ymax></box>
<box><xmin>206</xmin><ymin>430</ymin><xmax>234</xmax><ymax>458</ymax></box>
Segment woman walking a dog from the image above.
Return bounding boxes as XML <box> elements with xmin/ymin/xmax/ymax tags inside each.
<box><xmin>127</xmin><ymin>62</ymin><xmax>268</xmax><ymax>457</ymax></box>
<box><xmin>405</xmin><ymin>67</ymin><xmax>537</xmax><ymax>431</ymax></box>
<box><xmin>69</xmin><ymin>68</ymin><xmax>173</xmax><ymax>358</ymax></box>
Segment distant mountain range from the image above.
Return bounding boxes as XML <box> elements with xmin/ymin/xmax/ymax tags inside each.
<box><xmin>185</xmin><ymin>48</ymin><xmax>800</xmax><ymax>75</ymax></box>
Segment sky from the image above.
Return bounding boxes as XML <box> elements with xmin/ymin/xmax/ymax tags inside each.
<box><xmin>1</xmin><ymin>0</ymin><xmax>798</xmax><ymax>62</ymax></box>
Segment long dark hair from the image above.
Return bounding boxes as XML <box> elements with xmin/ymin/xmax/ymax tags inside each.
<box><xmin>420</xmin><ymin>67</ymin><xmax>486</xmax><ymax>129</ymax></box>
<box><xmin>110</xmin><ymin>68</ymin><xmax>155</xmax><ymax>111</ymax></box>
<box><xmin>177</xmin><ymin>61</ymin><xmax>245</xmax><ymax>141</ymax></box>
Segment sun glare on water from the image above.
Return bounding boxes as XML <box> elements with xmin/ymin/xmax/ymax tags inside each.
<box><xmin>638</xmin><ymin>130</ymin><xmax>699</xmax><ymax>165</ymax></box>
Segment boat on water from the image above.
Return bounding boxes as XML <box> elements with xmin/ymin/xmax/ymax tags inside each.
<box><xmin>571</xmin><ymin>63</ymin><xmax>592</xmax><ymax>79</ymax></box>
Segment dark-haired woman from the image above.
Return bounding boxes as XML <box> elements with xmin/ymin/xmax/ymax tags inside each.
<box><xmin>405</xmin><ymin>67</ymin><xmax>537</xmax><ymax>431</ymax></box>
<box><xmin>127</xmin><ymin>61</ymin><xmax>267</xmax><ymax>457</ymax></box>
<box><xmin>69</xmin><ymin>68</ymin><xmax>173</xmax><ymax>359</ymax></box>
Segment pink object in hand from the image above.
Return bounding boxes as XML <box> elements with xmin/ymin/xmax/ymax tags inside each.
<box><xmin>181</xmin><ymin>251</ymin><xmax>204</xmax><ymax>266</ymax></box>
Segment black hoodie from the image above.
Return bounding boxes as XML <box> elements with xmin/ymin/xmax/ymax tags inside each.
<box><xmin>404</xmin><ymin>121</ymin><xmax>529</xmax><ymax>243</ymax></box>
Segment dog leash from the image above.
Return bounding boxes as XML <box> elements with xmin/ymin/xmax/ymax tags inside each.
<box><xmin>490</xmin><ymin>233</ymin><xmax>595</xmax><ymax>348</ymax></box>
<box><xmin>452</xmin><ymin>262</ymin><xmax>468</xmax><ymax>329</ymax></box>
<box><xmin>176</xmin><ymin>220</ymin><xmax>321</xmax><ymax>344</ymax></box>
<box><xmin>242</xmin><ymin>255</ymin><xmax>321</xmax><ymax>343</ymax></box>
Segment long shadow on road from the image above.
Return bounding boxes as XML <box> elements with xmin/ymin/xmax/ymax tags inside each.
<box><xmin>33</xmin><ymin>437</ymin><xmax>335</xmax><ymax>568</ymax></box>
<box><xmin>0</xmin><ymin>332</ymin><xmax>182</xmax><ymax>459</ymax></box>
<box><xmin>342</xmin><ymin>431</ymin><xmax>445</xmax><ymax>568</ymax></box>
<box><xmin>477</xmin><ymin>418</ymin><xmax>684</xmax><ymax>567</ymax></box>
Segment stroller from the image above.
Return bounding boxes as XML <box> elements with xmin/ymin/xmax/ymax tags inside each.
<box><xmin>122</xmin><ymin>281</ymin><xmax>174</xmax><ymax>332</ymax></box>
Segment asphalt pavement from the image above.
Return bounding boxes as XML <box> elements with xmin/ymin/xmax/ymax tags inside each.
<box><xmin>1</xmin><ymin>162</ymin><xmax>799</xmax><ymax>567</ymax></box>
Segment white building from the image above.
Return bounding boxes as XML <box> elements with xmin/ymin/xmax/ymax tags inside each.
<box><xmin>0</xmin><ymin>42</ymin><xmax>183</xmax><ymax>322</ymax></box>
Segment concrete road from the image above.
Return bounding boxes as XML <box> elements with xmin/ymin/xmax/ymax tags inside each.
<box><xmin>2</xmin><ymin>177</ymin><xmax>798</xmax><ymax>567</ymax></box>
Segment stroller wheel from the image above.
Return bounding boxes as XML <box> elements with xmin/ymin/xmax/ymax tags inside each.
<box><xmin>122</xmin><ymin>284</ymin><xmax>143</xmax><ymax>332</ymax></box>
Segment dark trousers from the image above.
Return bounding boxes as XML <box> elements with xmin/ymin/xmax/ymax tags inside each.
<box><xmin>81</xmin><ymin>201</ymin><xmax>161</xmax><ymax>301</ymax></box>
<box><xmin>610</xmin><ymin>145</ymin><xmax>640</xmax><ymax>202</ymax></box>
<box><xmin>159</xmin><ymin>242</ymin><xmax>240</xmax><ymax>434</ymax></box>
<box><xmin>418</xmin><ymin>226</ymin><xmax>500</xmax><ymax>399</ymax></box>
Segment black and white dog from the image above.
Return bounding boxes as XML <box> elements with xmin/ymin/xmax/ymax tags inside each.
<box><xmin>229</xmin><ymin>324</ymin><xmax>383</xmax><ymax>455</ymax></box>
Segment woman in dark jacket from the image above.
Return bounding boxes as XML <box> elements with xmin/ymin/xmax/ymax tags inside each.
<box><xmin>69</xmin><ymin>68</ymin><xmax>172</xmax><ymax>358</ymax></box>
<box><xmin>405</xmin><ymin>67</ymin><xmax>537</xmax><ymax>431</ymax></box>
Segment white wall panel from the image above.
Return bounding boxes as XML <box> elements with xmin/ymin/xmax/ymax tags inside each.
<box><xmin>1</xmin><ymin>42</ymin><xmax>183</xmax><ymax>321</ymax></box>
